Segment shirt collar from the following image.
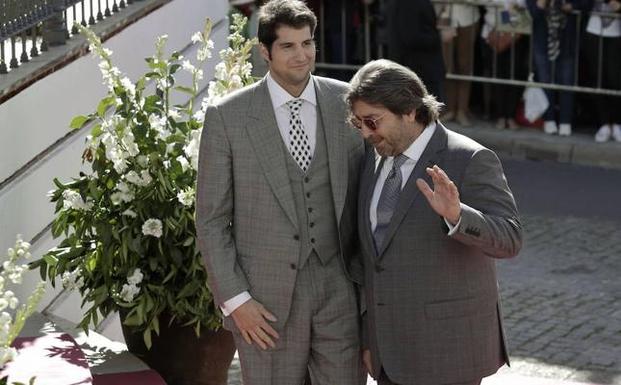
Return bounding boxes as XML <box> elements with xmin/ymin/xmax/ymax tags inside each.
<box><xmin>266</xmin><ymin>72</ymin><xmax>317</xmax><ymax>110</ymax></box>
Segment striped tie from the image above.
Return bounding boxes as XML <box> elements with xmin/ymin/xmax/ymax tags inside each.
<box><xmin>373</xmin><ymin>154</ymin><xmax>408</xmax><ymax>252</ymax></box>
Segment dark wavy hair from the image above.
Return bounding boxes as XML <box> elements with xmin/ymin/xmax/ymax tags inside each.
<box><xmin>346</xmin><ymin>59</ymin><xmax>444</xmax><ymax>127</ymax></box>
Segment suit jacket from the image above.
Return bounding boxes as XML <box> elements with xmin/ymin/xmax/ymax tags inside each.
<box><xmin>359</xmin><ymin>124</ymin><xmax>522</xmax><ymax>385</ymax></box>
<box><xmin>386</xmin><ymin>0</ymin><xmax>446</xmax><ymax>100</ymax></box>
<box><xmin>196</xmin><ymin>76</ymin><xmax>364</xmax><ymax>331</ymax></box>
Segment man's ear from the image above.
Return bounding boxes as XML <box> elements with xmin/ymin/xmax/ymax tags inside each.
<box><xmin>259</xmin><ymin>43</ymin><xmax>271</xmax><ymax>62</ymax></box>
<box><xmin>405</xmin><ymin>108</ymin><xmax>417</xmax><ymax>124</ymax></box>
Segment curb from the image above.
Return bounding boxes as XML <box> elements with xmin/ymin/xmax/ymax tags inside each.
<box><xmin>445</xmin><ymin>120</ymin><xmax>621</xmax><ymax>171</ymax></box>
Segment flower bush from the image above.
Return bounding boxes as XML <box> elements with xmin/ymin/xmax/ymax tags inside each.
<box><xmin>33</xmin><ymin>15</ymin><xmax>257</xmax><ymax>348</ymax></box>
<box><xmin>0</xmin><ymin>236</ymin><xmax>46</xmax><ymax>371</ymax></box>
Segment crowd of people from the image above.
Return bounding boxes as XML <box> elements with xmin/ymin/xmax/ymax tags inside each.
<box><xmin>231</xmin><ymin>0</ymin><xmax>621</xmax><ymax>142</ymax></box>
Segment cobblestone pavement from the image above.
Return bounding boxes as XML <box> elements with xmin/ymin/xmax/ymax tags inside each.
<box><xmin>496</xmin><ymin>214</ymin><xmax>621</xmax><ymax>384</ymax></box>
<box><xmin>227</xmin><ymin>214</ymin><xmax>621</xmax><ymax>385</ymax></box>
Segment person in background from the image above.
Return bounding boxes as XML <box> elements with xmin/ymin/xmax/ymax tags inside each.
<box><xmin>585</xmin><ymin>0</ymin><xmax>621</xmax><ymax>142</ymax></box>
<box><xmin>385</xmin><ymin>0</ymin><xmax>447</xmax><ymax>102</ymax></box>
<box><xmin>481</xmin><ymin>0</ymin><xmax>529</xmax><ymax>130</ymax></box>
<box><xmin>438</xmin><ymin>0</ymin><xmax>480</xmax><ymax>126</ymax></box>
<box><xmin>527</xmin><ymin>0</ymin><xmax>588</xmax><ymax>136</ymax></box>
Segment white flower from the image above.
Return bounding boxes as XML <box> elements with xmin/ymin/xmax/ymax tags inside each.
<box><xmin>122</xmin><ymin>209</ymin><xmax>137</xmax><ymax>218</ymax></box>
<box><xmin>125</xmin><ymin>170</ymin><xmax>151</xmax><ymax>187</ymax></box>
<box><xmin>62</xmin><ymin>190</ymin><xmax>93</xmax><ymax>211</ymax></box>
<box><xmin>137</xmin><ymin>155</ymin><xmax>149</xmax><ymax>168</ymax></box>
<box><xmin>61</xmin><ymin>269</ymin><xmax>84</xmax><ymax>290</ymax></box>
<box><xmin>176</xmin><ymin>155</ymin><xmax>190</xmax><ymax>172</ymax></box>
<box><xmin>184</xmin><ymin>129</ymin><xmax>202</xmax><ymax>170</ymax></box>
<box><xmin>127</xmin><ymin>268</ymin><xmax>144</xmax><ymax>285</ymax></box>
<box><xmin>121</xmin><ymin>130</ymin><xmax>140</xmax><ymax>157</ymax></box>
<box><xmin>193</xmin><ymin>109</ymin><xmax>206</xmax><ymax>123</ymax></box>
<box><xmin>229</xmin><ymin>74</ymin><xmax>243</xmax><ymax>90</ymax></box>
<box><xmin>120</xmin><ymin>283</ymin><xmax>140</xmax><ymax>302</ymax></box>
<box><xmin>214</xmin><ymin>62</ymin><xmax>227</xmax><ymax>81</ymax></box>
<box><xmin>125</xmin><ymin>170</ymin><xmax>142</xmax><ymax>185</ymax></box>
<box><xmin>142</xmin><ymin>218</ymin><xmax>163</xmax><ymax>238</ymax></box>
<box><xmin>197</xmin><ymin>46</ymin><xmax>212</xmax><ymax>62</ymax></box>
<box><xmin>182</xmin><ymin>60</ymin><xmax>195</xmax><ymax>73</ymax></box>
<box><xmin>3</xmin><ymin>291</ymin><xmax>18</xmax><ymax>309</ymax></box>
<box><xmin>177</xmin><ymin>188</ymin><xmax>195</xmax><ymax>207</ymax></box>
<box><xmin>191</xmin><ymin>32</ymin><xmax>203</xmax><ymax>44</ymax></box>
<box><xmin>120</xmin><ymin>77</ymin><xmax>136</xmax><ymax>97</ymax></box>
<box><xmin>168</xmin><ymin>108</ymin><xmax>181</xmax><ymax>120</ymax></box>
<box><xmin>148</xmin><ymin>114</ymin><xmax>170</xmax><ymax>140</ymax></box>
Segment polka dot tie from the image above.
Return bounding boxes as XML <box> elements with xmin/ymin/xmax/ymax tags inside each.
<box><xmin>286</xmin><ymin>98</ymin><xmax>312</xmax><ymax>172</ymax></box>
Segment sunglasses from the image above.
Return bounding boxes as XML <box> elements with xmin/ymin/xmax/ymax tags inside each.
<box><xmin>349</xmin><ymin>112</ymin><xmax>387</xmax><ymax>131</ymax></box>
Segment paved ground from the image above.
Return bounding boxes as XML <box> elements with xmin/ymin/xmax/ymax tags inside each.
<box><xmin>496</xmin><ymin>214</ymin><xmax>621</xmax><ymax>385</ymax></box>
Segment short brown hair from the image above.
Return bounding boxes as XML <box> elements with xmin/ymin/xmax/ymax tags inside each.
<box><xmin>257</xmin><ymin>0</ymin><xmax>317</xmax><ymax>53</ymax></box>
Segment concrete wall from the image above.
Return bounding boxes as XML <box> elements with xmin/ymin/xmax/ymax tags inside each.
<box><xmin>0</xmin><ymin>0</ymin><xmax>229</xmax><ymax>341</ymax></box>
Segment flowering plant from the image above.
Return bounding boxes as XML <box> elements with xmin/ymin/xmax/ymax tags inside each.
<box><xmin>0</xmin><ymin>236</ymin><xmax>46</xmax><ymax>374</ymax></box>
<box><xmin>32</xmin><ymin>15</ymin><xmax>256</xmax><ymax>348</ymax></box>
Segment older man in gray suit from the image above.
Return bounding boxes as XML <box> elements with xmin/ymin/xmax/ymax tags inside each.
<box><xmin>346</xmin><ymin>59</ymin><xmax>523</xmax><ymax>385</ymax></box>
<box><xmin>195</xmin><ymin>1</ymin><xmax>365</xmax><ymax>384</ymax></box>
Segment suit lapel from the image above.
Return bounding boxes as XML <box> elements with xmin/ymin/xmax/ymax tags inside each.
<box><xmin>375</xmin><ymin>124</ymin><xmax>448</xmax><ymax>258</ymax></box>
<box><xmin>361</xmin><ymin>150</ymin><xmax>384</xmax><ymax>257</ymax></box>
<box><xmin>245</xmin><ymin>78</ymin><xmax>298</xmax><ymax>229</ymax></box>
<box><xmin>315</xmin><ymin>78</ymin><xmax>348</xmax><ymax>223</ymax></box>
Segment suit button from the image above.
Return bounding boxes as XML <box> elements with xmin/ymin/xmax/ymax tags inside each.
<box><xmin>293</xmin><ymin>234</ymin><xmax>299</xmax><ymax>240</ymax></box>
<box><xmin>290</xmin><ymin>263</ymin><xmax>297</xmax><ymax>270</ymax></box>
<box><xmin>308</xmin><ymin>207</ymin><xmax>313</xmax><ymax>213</ymax></box>
<box><xmin>304</xmin><ymin>177</ymin><xmax>310</xmax><ymax>183</ymax></box>
<box><xmin>310</xmin><ymin>238</ymin><xmax>315</xmax><ymax>243</ymax></box>
<box><xmin>309</xmin><ymin>222</ymin><xmax>315</xmax><ymax>228</ymax></box>
<box><xmin>306</xmin><ymin>192</ymin><xmax>311</xmax><ymax>198</ymax></box>
<box><xmin>375</xmin><ymin>265</ymin><xmax>384</xmax><ymax>273</ymax></box>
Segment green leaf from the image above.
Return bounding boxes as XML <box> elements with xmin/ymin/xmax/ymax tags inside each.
<box><xmin>174</xmin><ymin>86</ymin><xmax>195</xmax><ymax>96</ymax></box>
<box><xmin>122</xmin><ymin>310</ymin><xmax>142</xmax><ymax>326</ymax></box>
<box><xmin>97</xmin><ymin>96</ymin><xmax>116</xmax><ymax>117</ymax></box>
<box><xmin>143</xmin><ymin>328</ymin><xmax>152</xmax><ymax>350</ymax></box>
<box><xmin>70</xmin><ymin>115</ymin><xmax>92</xmax><ymax>130</ymax></box>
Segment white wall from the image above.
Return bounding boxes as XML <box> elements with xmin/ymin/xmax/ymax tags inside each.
<box><xmin>0</xmin><ymin>0</ymin><xmax>229</xmax><ymax>341</ymax></box>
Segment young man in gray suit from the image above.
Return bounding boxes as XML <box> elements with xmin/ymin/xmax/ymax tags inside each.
<box><xmin>195</xmin><ymin>1</ymin><xmax>365</xmax><ymax>384</ymax></box>
<box><xmin>346</xmin><ymin>59</ymin><xmax>523</xmax><ymax>385</ymax></box>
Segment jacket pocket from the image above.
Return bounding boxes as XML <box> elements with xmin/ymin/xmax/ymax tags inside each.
<box><xmin>425</xmin><ymin>296</ymin><xmax>496</xmax><ymax>320</ymax></box>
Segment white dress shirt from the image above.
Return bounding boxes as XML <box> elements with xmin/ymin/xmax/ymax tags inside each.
<box><xmin>221</xmin><ymin>72</ymin><xmax>317</xmax><ymax>316</ymax></box>
<box><xmin>370</xmin><ymin>122</ymin><xmax>461</xmax><ymax>235</ymax></box>
<box><xmin>267</xmin><ymin>72</ymin><xmax>318</xmax><ymax>156</ymax></box>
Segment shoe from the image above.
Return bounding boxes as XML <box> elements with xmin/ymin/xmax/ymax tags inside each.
<box><xmin>594</xmin><ymin>125</ymin><xmax>611</xmax><ymax>142</ymax></box>
<box><xmin>495</xmin><ymin>118</ymin><xmax>506</xmax><ymax>129</ymax></box>
<box><xmin>442</xmin><ymin>111</ymin><xmax>455</xmax><ymax>122</ymax></box>
<box><xmin>543</xmin><ymin>121</ymin><xmax>558</xmax><ymax>134</ymax></box>
<box><xmin>559</xmin><ymin>123</ymin><xmax>572</xmax><ymax>136</ymax></box>
<box><xmin>612</xmin><ymin>124</ymin><xmax>621</xmax><ymax>142</ymax></box>
<box><xmin>456</xmin><ymin>111</ymin><xmax>471</xmax><ymax>127</ymax></box>
<box><xmin>507</xmin><ymin>118</ymin><xmax>519</xmax><ymax>130</ymax></box>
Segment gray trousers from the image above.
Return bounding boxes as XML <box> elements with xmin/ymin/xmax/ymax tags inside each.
<box><xmin>233</xmin><ymin>253</ymin><xmax>365</xmax><ymax>385</ymax></box>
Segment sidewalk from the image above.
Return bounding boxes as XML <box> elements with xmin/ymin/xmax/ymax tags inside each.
<box><xmin>445</xmin><ymin>119</ymin><xmax>621</xmax><ymax>171</ymax></box>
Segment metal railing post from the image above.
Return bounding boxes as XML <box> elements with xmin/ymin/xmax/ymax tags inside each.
<box><xmin>42</xmin><ymin>0</ymin><xmax>68</xmax><ymax>46</ymax></box>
